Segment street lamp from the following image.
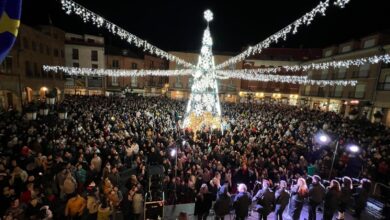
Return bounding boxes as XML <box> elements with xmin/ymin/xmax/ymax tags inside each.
<box><xmin>347</xmin><ymin>144</ymin><xmax>360</xmax><ymax>153</ymax></box>
<box><xmin>170</xmin><ymin>146</ymin><xmax>178</xmax><ymax>204</ymax></box>
<box><xmin>316</xmin><ymin>132</ymin><xmax>360</xmax><ymax>180</ymax></box>
<box><xmin>317</xmin><ymin>133</ymin><xmax>339</xmax><ymax>180</ymax></box>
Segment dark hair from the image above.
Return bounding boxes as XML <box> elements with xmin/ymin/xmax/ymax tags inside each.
<box><xmin>101</xmin><ymin>199</ymin><xmax>108</xmax><ymax>209</ymax></box>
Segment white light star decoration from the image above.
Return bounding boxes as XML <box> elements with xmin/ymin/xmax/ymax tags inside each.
<box><xmin>204</xmin><ymin>9</ymin><xmax>213</xmax><ymax>22</ymax></box>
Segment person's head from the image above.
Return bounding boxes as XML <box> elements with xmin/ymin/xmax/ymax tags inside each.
<box><xmin>297</xmin><ymin>177</ymin><xmax>306</xmax><ymax>187</ymax></box>
<box><xmin>361</xmin><ymin>178</ymin><xmax>371</xmax><ymax>191</ymax></box>
<box><xmin>279</xmin><ymin>180</ymin><xmax>287</xmax><ymax>189</ymax></box>
<box><xmin>178</xmin><ymin>212</ymin><xmax>188</xmax><ymax>220</ymax></box>
<box><xmin>200</xmin><ymin>184</ymin><xmax>208</xmax><ymax>194</ymax></box>
<box><xmin>329</xmin><ymin>180</ymin><xmax>341</xmax><ymax>191</ymax></box>
<box><xmin>237</xmin><ymin>183</ymin><xmax>247</xmax><ymax>193</ymax></box>
<box><xmin>342</xmin><ymin>176</ymin><xmax>353</xmax><ymax>190</ymax></box>
<box><xmin>312</xmin><ymin>175</ymin><xmax>321</xmax><ymax>184</ymax></box>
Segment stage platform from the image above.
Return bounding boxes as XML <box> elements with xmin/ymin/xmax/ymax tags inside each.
<box><xmin>162</xmin><ymin>202</ymin><xmax>378</xmax><ymax>220</ymax></box>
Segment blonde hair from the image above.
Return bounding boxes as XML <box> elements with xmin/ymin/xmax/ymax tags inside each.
<box><xmin>297</xmin><ymin>177</ymin><xmax>308</xmax><ymax>196</ymax></box>
<box><xmin>238</xmin><ymin>183</ymin><xmax>247</xmax><ymax>193</ymax></box>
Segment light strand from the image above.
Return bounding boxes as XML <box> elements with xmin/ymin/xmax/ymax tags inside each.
<box><xmin>43</xmin><ymin>65</ymin><xmax>192</xmax><ymax>77</ymax></box>
<box><xmin>215</xmin><ymin>0</ymin><xmax>352</xmax><ymax>69</ymax></box>
<box><xmin>216</xmin><ymin>71</ymin><xmax>357</xmax><ymax>86</ymax></box>
<box><xmin>60</xmin><ymin>0</ymin><xmax>196</xmax><ymax>68</ymax></box>
<box><xmin>228</xmin><ymin>54</ymin><xmax>390</xmax><ymax>74</ymax></box>
<box><xmin>334</xmin><ymin>0</ymin><xmax>351</xmax><ymax>8</ymax></box>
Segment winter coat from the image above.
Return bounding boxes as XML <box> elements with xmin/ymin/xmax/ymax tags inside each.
<box><xmin>214</xmin><ymin>186</ymin><xmax>231</xmax><ymax>216</ymax></box>
<box><xmin>309</xmin><ymin>182</ymin><xmax>325</xmax><ymax>203</ymax></box>
<box><xmin>86</xmin><ymin>196</ymin><xmax>99</xmax><ymax>214</ymax></box>
<box><xmin>132</xmin><ymin>192</ymin><xmax>143</xmax><ymax>214</ymax></box>
<box><xmin>233</xmin><ymin>192</ymin><xmax>252</xmax><ymax>218</ymax></box>
<box><xmin>63</xmin><ymin>175</ymin><xmax>77</xmax><ymax>195</ymax></box>
<box><xmin>275</xmin><ymin>188</ymin><xmax>290</xmax><ymax>208</ymax></box>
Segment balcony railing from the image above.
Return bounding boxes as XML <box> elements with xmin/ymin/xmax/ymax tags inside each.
<box><xmin>377</xmin><ymin>83</ymin><xmax>390</xmax><ymax>91</ymax></box>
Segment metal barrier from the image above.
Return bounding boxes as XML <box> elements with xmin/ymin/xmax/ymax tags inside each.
<box><xmin>372</xmin><ymin>182</ymin><xmax>390</xmax><ymax>198</ymax></box>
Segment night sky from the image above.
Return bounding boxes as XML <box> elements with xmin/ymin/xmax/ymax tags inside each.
<box><xmin>22</xmin><ymin>0</ymin><xmax>390</xmax><ymax>53</ymax></box>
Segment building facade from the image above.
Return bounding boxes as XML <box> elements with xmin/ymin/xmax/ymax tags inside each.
<box><xmin>299</xmin><ymin>33</ymin><xmax>390</xmax><ymax>125</ymax></box>
<box><xmin>168</xmin><ymin>49</ymin><xmax>321</xmax><ymax>105</ymax></box>
<box><xmin>63</xmin><ymin>33</ymin><xmax>105</xmax><ymax>95</ymax></box>
<box><xmin>0</xmin><ymin>24</ymin><xmax>66</xmax><ymax>110</ymax></box>
<box><xmin>105</xmin><ymin>47</ymin><xmax>144</xmax><ymax>95</ymax></box>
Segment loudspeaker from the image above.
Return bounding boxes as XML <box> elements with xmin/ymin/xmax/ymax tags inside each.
<box><xmin>144</xmin><ymin>201</ymin><xmax>164</xmax><ymax>220</ymax></box>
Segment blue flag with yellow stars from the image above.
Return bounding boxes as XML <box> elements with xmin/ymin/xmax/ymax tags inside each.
<box><xmin>0</xmin><ymin>0</ymin><xmax>22</xmax><ymax>63</ymax></box>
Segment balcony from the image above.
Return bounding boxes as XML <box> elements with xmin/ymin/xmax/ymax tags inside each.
<box><xmin>377</xmin><ymin>83</ymin><xmax>390</xmax><ymax>91</ymax></box>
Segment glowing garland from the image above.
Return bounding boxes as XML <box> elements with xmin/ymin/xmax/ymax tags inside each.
<box><xmin>216</xmin><ymin>71</ymin><xmax>357</xmax><ymax>86</ymax></box>
<box><xmin>334</xmin><ymin>0</ymin><xmax>351</xmax><ymax>8</ymax></box>
<box><xmin>60</xmin><ymin>0</ymin><xmax>195</xmax><ymax>68</ymax></box>
<box><xmin>215</xmin><ymin>0</ymin><xmax>351</xmax><ymax>69</ymax></box>
<box><xmin>43</xmin><ymin>65</ymin><xmax>191</xmax><ymax>77</ymax></box>
<box><xmin>222</xmin><ymin>54</ymin><xmax>390</xmax><ymax>75</ymax></box>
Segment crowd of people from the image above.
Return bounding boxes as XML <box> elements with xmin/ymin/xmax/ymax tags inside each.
<box><xmin>0</xmin><ymin>94</ymin><xmax>388</xmax><ymax>220</ymax></box>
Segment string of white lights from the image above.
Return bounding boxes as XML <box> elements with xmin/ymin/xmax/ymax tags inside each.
<box><xmin>60</xmin><ymin>0</ymin><xmax>195</xmax><ymax>68</ymax></box>
<box><xmin>216</xmin><ymin>71</ymin><xmax>357</xmax><ymax>86</ymax></box>
<box><xmin>43</xmin><ymin>65</ymin><xmax>192</xmax><ymax>77</ymax></box>
<box><xmin>334</xmin><ymin>0</ymin><xmax>351</xmax><ymax>8</ymax></box>
<box><xmin>225</xmin><ymin>54</ymin><xmax>390</xmax><ymax>75</ymax></box>
<box><xmin>215</xmin><ymin>0</ymin><xmax>352</xmax><ymax>69</ymax></box>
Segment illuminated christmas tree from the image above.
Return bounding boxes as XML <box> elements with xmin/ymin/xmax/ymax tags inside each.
<box><xmin>183</xmin><ymin>10</ymin><xmax>222</xmax><ymax>132</ymax></box>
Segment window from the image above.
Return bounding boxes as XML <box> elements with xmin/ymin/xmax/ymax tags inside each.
<box><xmin>363</xmin><ymin>39</ymin><xmax>376</xmax><ymax>48</ymax></box>
<box><xmin>53</xmin><ymin>49</ymin><xmax>59</xmax><ymax>57</ymax></box>
<box><xmin>39</xmin><ymin>43</ymin><xmax>44</xmax><ymax>53</ymax></box>
<box><xmin>341</xmin><ymin>45</ymin><xmax>352</xmax><ymax>53</ymax></box>
<box><xmin>176</xmin><ymin>64</ymin><xmax>184</xmax><ymax>70</ymax></box>
<box><xmin>131</xmin><ymin>63</ymin><xmax>138</xmax><ymax>69</ymax></box>
<box><xmin>304</xmin><ymin>85</ymin><xmax>311</xmax><ymax>95</ymax></box>
<box><xmin>72</xmin><ymin>49</ymin><xmax>79</xmax><ymax>60</ymax></box>
<box><xmin>384</xmin><ymin>75</ymin><xmax>390</xmax><ymax>90</ymax></box>
<box><xmin>321</xmin><ymin>69</ymin><xmax>328</xmax><ymax>80</ymax></box>
<box><xmin>111</xmin><ymin>76</ymin><xmax>118</xmax><ymax>86</ymax></box>
<box><xmin>131</xmin><ymin>76</ymin><xmax>138</xmax><ymax>87</ymax></box>
<box><xmin>92</xmin><ymin>64</ymin><xmax>98</xmax><ymax>69</ymax></box>
<box><xmin>23</xmin><ymin>37</ymin><xmax>29</xmax><ymax>49</ymax></box>
<box><xmin>73</xmin><ymin>63</ymin><xmax>79</xmax><ymax>67</ymax></box>
<box><xmin>34</xmin><ymin>63</ymin><xmax>40</xmax><ymax>77</ymax></box>
<box><xmin>25</xmin><ymin>61</ymin><xmax>32</xmax><ymax>77</ymax></box>
<box><xmin>61</xmin><ymin>50</ymin><xmax>64</xmax><ymax>58</ymax></box>
<box><xmin>150</xmin><ymin>61</ymin><xmax>154</xmax><ymax>69</ymax></box>
<box><xmin>46</xmin><ymin>46</ymin><xmax>51</xmax><ymax>55</ymax></box>
<box><xmin>334</xmin><ymin>85</ymin><xmax>343</xmax><ymax>97</ymax></box>
<box><xmin>324</xmin><ymin>50</ymin><xmax>332</xmax><ymax>57</ymax></box>
<box><xmin>112</xmin><ymin>60</ymin><xmax>119</xmax><ymax>68</ymax></box>
<box><xmin>0</xmin><ymin>56</ymin><xmax>12</xmax><ymax>73</ymax></box>
<box><xmin>359</xmin><ymin>64</ymin><xmax>370</xmax><ymax>77</ymax></box>
<box><xmin>91</xmin><ymin>50</ymin><xmax>98</xmax><ymax>61</ymax></box>
<box><xmin>307</xmin><ymin>70</ymin><xmax>313</xmax><ymax>78</ymax></box>
<box><xmin>32</xmin><ymin>41</ymin><xmax>37</xmax><ymax>51</ymax></box>
<box><xmin>337</xmin><ymin>67</ymin><xmax>346</xmax><ymax>79</ymax></box>
<box><xmin>355</xmin><ymin>84</ymin><xmax>366</xmax><ymax>98</ymax></box>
